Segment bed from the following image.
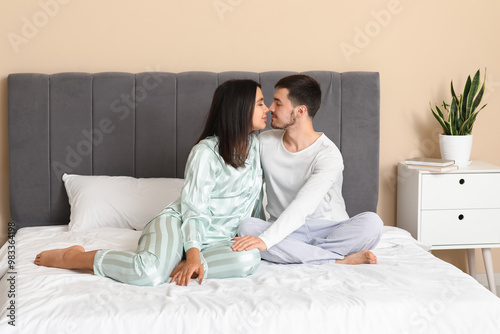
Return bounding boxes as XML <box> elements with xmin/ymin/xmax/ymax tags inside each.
<box><xmin>1</xmin><ymin>71</ymin><xmax>500</xmax><ymax>334</ymax></box>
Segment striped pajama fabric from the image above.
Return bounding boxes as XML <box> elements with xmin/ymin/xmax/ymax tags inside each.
<box><xmin>93</xmin><ymin>212</ymin><xmax>261</xmax><ymax>286</ymax></box>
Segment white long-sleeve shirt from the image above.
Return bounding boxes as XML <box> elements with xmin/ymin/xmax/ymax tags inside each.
<box><xmin>257</xmin><ymin>130</ymin><xmax>349</xmax><ymax>249</ymax></box>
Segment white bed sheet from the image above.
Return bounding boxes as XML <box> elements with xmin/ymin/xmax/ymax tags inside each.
<box><xmin>1</xmin><ymin>225</ymin><xmax>499</xmax><ymax>334</ymax></box>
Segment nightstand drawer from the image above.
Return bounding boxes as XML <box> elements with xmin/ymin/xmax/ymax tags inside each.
<box><xmin>421</xmin><ymin>173</ymin><xmax>500</xmax><ymax>210</ymax></box>
<box><xmin>421</xmin><ymin>209</ymin><xmax>500</xmax><ymax>245</ymax></box>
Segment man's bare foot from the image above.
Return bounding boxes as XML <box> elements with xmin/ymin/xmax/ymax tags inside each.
<box><xmin>34</xmin><ymin>245</ymin><xmax>86</xmax><ymax>269</ymax></box>
<box><xmin>336</xmin><ymin>250</ymin><xmax>377</xmax><ymax>265</ymax></box>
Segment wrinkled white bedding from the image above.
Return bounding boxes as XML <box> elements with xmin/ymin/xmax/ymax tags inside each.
<box><xmin>1</xmin><ymin>226</ymin><xmax>499</xmax><ymax>334</ymax></box>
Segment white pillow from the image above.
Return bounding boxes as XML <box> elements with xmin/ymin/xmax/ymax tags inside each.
<box><xmin>63</xmin><ymin>174</ymin><xmax>184</xmax><ymax>231</ymax></box>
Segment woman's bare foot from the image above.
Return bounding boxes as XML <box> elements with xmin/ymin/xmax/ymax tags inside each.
<box><xmin>34</xmin><ymin>245</ymin><xmax>89</xmax><ymax>270</ymax></box>
<box><xmin>336</xmin><ymin>250</ymin><xmax>377</xmax><ymax>265</ymax></box>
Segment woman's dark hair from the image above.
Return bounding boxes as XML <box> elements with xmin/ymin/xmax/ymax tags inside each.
<box><xmin>197</xmin><ymin>79</ymin><xmax>261</xmax><ymax>168</ymax></box>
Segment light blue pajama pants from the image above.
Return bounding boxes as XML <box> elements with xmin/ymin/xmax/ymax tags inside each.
<box><xmin>93</xmin><ymin>213</ymin><xmax>261</xmax><ymax>286</ymax></box>
<box><xmin>238</xmin><ymin>212</ymin><xmax>383</xmax><ymax>265</ymax></box>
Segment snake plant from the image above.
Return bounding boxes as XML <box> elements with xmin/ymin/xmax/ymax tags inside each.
<box><xmin>430</xmin><ymin>69</ymin><xmax>487</xmax><ymax>135</ymax></box>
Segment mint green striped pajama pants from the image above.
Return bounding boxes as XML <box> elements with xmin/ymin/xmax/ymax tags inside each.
<box><xmin>93</xmin><ymin>213</ymin><xmax>261</xmax><ymax>286</ymax></box>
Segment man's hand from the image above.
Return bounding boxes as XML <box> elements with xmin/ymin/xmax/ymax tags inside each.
<box><xmin>231</xmin><ymin>236</ymin><xmax>267</xmax><ymax>252</ymax></box>
<box><xmin>170</xmin><ymin>248</ymin><xmax>204</xmax><ymax>286</ymax></box>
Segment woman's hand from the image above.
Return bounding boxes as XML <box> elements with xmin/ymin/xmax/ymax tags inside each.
<box><xmin>170</xmin><ymin>248</ymin><xmax>204</xmax><ymax>286</ymax></box>
<box><xmin>231</xmin><ymin>236</ymin><xmax>267</xmax><ymax>252</ymax></box>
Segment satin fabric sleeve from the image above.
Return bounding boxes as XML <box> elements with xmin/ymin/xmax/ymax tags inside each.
<box><xmin>180</xmin><ymin>143</ymin><xmax>218</xmax><ymax>252</ymax></box>
<box><xmin>251</xmin><ymin>180</ymin><xmax>266</xmax><ymax>220</ymax></box>
<box><xmin>250</xmin><ymin>138</ymin><xmax>266</xmax><ymax>220</ymax></box>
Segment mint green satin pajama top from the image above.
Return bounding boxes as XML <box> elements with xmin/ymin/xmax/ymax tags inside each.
<box><xmin>162</xmin><ymin>134</ymin><xmax>264</xmax><ymax>252</ymax></box>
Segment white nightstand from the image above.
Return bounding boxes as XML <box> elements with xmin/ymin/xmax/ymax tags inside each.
<box><xmin>397</xmin><ymin>160</ymin><xmax>500</xmax><ymax>294</ymax></box>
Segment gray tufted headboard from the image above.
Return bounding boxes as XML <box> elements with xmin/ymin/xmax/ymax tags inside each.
<box><xmin>8</xmin><ymin>71</ymin><xmax>380</xmax><ymax>230</ymax></box>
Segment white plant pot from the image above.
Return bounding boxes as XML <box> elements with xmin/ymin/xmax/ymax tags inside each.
<box><xmin>439</xmin><ymin>134</ymin><xmax>473</xmax><ymax>166</ymax></box>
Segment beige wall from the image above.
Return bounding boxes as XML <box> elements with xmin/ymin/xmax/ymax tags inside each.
<box><xmin>1</xmin><ymin>0</ymin><xmax>499</xmax><ymax>273</ymax></box>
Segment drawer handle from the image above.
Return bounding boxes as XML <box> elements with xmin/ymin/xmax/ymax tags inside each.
<box><xmin>459</xmin><ymin>178</ymin><xmax>465</xmax><ymax>185</ymax></box>
<box><xmin>458</xmin><ymin>214</ymin><xmax>464</xmax><ymax>220</ymax></box>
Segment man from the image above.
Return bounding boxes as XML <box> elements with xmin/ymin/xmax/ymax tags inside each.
<box><xmin>232</xmin><ymin>74</ymin><xmax>383</xmax><ymax>265</ymax></box>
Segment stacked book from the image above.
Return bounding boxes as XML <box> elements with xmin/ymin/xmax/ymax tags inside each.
<box><xmin>404</xmin><ymin>157</ymin><xmax>459</xmax><ymax>172</ymax></box>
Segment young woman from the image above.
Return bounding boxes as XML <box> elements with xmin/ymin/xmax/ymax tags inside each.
<box><xmin>35</xmin><ymin>79</ymin><xmax>269</xmax><ymax>286</ymax></box>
